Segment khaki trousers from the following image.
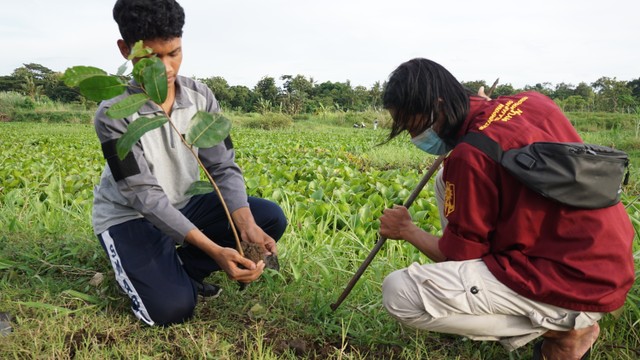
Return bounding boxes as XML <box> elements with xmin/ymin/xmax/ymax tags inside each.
<box><xmin>381</xmin><ymin>169</ymin><xmax>603</xmax><ymax>351</ymax></box>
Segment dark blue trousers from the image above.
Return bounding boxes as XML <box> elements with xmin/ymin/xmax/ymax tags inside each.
<box><xmin>97</xmin><ymin>193</ymin><xmax>287</xmax><ymax>325</ymax></box>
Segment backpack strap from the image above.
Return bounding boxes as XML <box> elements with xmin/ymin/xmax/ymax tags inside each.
<box><xmin>460</xmin><ymin>132</ymin><xmax>503</xmax><ymax>163</ymax></box>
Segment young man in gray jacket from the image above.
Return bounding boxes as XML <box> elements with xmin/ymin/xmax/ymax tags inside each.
<box><xmin>93</xmin><ymin>0</ymin><xmax>287</xmax><ymax>325</ymax></box>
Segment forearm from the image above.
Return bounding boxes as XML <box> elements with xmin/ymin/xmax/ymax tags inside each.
<box><xmin>231</xmin><ymin>206</ymin><xmax>255</xmax><ymax>231</ymax></box>
<box><xmin>184</xmin><ymin>228</ymin><xmax>223</xmax><ymax>259</ymax></box>
<box><xmin>402</xmin><ymin>225</ymin><xmax>447</xmax><ymax>263</ymax></box>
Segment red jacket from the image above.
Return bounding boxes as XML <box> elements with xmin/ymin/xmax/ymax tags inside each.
<box><xmin>438</xmin><ymin>91</ymin><xmax>635</xmax><ymax>312</ymax></box>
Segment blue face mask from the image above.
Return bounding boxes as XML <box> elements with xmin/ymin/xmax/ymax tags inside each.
<box><xmin>411</xmin><ymin>128</ymin><xmax>452</xmax><ymax>155</ymax></box>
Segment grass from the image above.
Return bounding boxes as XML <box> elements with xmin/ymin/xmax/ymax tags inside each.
<box><xmin>0</xmin><ymin>119</ymin><xmax>639</xmax><ymax>359</ymax></box>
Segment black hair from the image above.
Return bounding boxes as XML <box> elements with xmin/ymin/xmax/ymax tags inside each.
<box><xmin>383</xmin><ymin>58</ymin><xmax>472</xmax><ymax>143</ymax></box>
<box><xmin>113</xmin><ymin>0</ymin><xmax>185</xmax><ymax>46</ymax></box>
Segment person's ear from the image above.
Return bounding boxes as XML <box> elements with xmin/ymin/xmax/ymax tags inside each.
<box><xmin>117</xmin><ymin>39</ymin><xmax>130</xmax><ymax>60</ymax></box>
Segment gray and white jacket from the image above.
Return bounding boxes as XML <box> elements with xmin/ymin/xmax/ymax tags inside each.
<box><xmin>92</xmin><ymin>76</ymin><xmax>248</xmax><ymax>244</ymax></box>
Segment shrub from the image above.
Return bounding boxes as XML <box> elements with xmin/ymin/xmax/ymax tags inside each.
<box><xmin>0</xmin><ymin>92</ymin><xmax>33</xmax><ymax>121</ymax></box>
<box><xmin>292</xmin><ymin>113</ymin><xmax>310</xmax><ymax>121</ymax></box>
<box><xmin>12</xmin><ymin>109</ymin><xmax>93</xmax><ymax>123</ymax></box>
<box><xmin>243</xmin><ymin>112</ymin><xmax>293</xmax><ymax>130</ymax></box>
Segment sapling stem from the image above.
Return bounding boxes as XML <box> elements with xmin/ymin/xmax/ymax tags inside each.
<box><xmin>161</xmin><ymin>109</ymin><xmax>244</xmax><ymax>257</ymax></box>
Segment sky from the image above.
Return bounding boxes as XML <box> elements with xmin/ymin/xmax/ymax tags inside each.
<box><xmin>1</xmin><ymin>0</ymin><xmax>638</xmax><ymax>90</ymax></box>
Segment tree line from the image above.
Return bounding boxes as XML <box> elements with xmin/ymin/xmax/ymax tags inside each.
<box><xmin>1</xmin><ymin>63</ymin><xmax>639</xmax><ymax>114</ymax></box>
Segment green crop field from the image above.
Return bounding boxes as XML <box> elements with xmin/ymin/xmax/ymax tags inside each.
<box><xmin>0</xmin><ymin>119</ymin><xmax>639</xmax><ymax>359</ymax></box>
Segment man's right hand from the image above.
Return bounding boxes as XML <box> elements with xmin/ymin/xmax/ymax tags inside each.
<box><xmin>211</xmin><ymin>247</ymin><xmax>265</xmax><ymax>283</ymax></box>
<box><xmin>185</xmin><ymin>228</ymin><xmax>265</xmax><ymax>283</ymax></box>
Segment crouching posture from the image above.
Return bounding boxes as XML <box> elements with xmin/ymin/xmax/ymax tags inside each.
<box><xmin>93</xmin><ymin>0</ymin><xmax>287</xmax><ymax>325</ymax></box>
<box><xmin>378</xmin><ymin>58</ymin><xmax>634</xmax><ymax>359</ymax></box>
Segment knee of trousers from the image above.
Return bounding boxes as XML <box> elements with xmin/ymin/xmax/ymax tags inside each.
<box><xmin>143</xmin><ymin>290</ymin><xmax>197</xmax><ymax>326</ymax></box>
<box><xmin>382</xmin><ymin>269</ymin><xmax>432</xmax><ymax>325</ymax></box>
<box><xmin>249</xmin><ymin>197</ymin><xmax>287</xmax><ymax>241</ymax></box>
<box><xmin>270</xmin><ymin>208</ymin><xmax>288</xmax><ymax>241</ymax></box>
<box><xmin>257</xmin><ymin>200</ymin><xmax>288</xmax><ymax>241</ymax></box>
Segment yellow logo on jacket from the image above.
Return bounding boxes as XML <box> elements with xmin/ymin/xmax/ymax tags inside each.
<box><xmin>479</xmin><ymin>96</ymin><xmax>529</xmax><ymax>130</ymax></box>
<box><xmin>444</xmin><ymin>181</ymin><xmax>455</xmax><ymax>217</ymax></box>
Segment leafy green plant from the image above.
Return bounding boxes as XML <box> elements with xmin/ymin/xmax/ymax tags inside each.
<box><xmin>61</xmin><ymin>41</ymin><xmax>244</xmax><ymax>254</ymax></box>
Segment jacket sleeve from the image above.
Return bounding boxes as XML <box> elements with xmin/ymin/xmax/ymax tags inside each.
<box><xmin>94</xmin><ymin>104</ymin><xmax>195</xmax><ymax>244</ymax></box>
<box><xmin>438</xmin><ymin>144</ymin><xmax>499</xmax><ymax>260</ymax></box>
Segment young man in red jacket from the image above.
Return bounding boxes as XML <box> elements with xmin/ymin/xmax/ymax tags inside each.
<box><xmin>379</xmin><ymin>58</ymin><xmax>634</xmax><ymax>360</ymax></box>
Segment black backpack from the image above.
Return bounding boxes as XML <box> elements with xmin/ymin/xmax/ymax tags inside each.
<box><xmin>461</xmin><ymin>132</ymin><xmax>630</xmax><ymax>209</ymax></box>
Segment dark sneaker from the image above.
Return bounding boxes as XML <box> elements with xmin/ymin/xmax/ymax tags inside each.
<box><xmin>193</xmin><ymin>281</ymin><xmax>222</xmax><ymax>298</ymax></box>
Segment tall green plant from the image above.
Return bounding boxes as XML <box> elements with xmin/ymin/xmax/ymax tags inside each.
<box><xmin>62</xmin><ymin>41</ymin><xmax>243</xmax><ymax>255</ymax></box>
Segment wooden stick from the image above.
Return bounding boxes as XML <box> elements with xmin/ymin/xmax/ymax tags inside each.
<box><xmin>330</xmin><ymin>78</ymin><xmax>499</xmax><ymax>311</ymax></box>
<box><xmin>487</xmin><ymin>78</ymin><xmax>499</xmax><ymax>97</ymax></box>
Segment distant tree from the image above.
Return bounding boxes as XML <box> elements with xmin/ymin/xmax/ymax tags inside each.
<box><xmin>43</xmin><ymin>72</ymin><xmax>82</xmax><ymax>103</ymax></box>
<box><xmin>352</xmin><ymin>85</ymin><xmax>370</xmax><ymax>111</ymax></box>
<box><xmin>557</xmin><ymin>95</ymin><xmax>589</xmax><ymax>112</ymax></box>
<box><xmin>492</xmin><ymin>84</ymin><xmax>517</xmax><ymax>97</ymax></box>
<box><xmin>19</xmin><ymin>72</ymin><xmax>42</xmax><ymax>98</ymax></box>
<box><xmin>0</xmin><ymin>75</ymin><xmax>22</xmax><ymax>93</ymax></box>
<box><xmin>461</xmin><ymin>80</ymin><xmax>514</xmax><ymax>97</ymax></box>
<box><xmin>253</xmin><ymin>76</ymin><xmax>279</xmax><ymax>106</ymax></box>
<box><xmin>461</xmin><ymin>80</ymin><xmax>487</xmax><ymax>93</ymax></box>
<box><xmin>280</xmin><ymin>74</ymin><xmax>314</xmax><ymax>114</ymax></box>
<box><xmin>313</xmin><ymin>80</ymin><xmax>354</xmax><ymax>111</ymax></box>
<box><xmin>228</xmin><ymin>85</ymin><xmax>253</xmax><ymax>112</ymax></box>
<box><xmin>281</xmin><ymin>74</ymin><xmax>313</xmax><ymax>95</ymax></box>
<box><xmin>14</xmin><ymin>63</ymin><xmax>57</xmax><ymax>97</ymax></box>
<box><xmin>200</xmin><ymin>76</ymin><xmax>231</xmax><ymax>107</ymax></box>
<box><xmin>628</xmin><ymin>78</ymin><xmax>640</xmax><ymax>100</ymax></box>
<box><xmin>369</xmin><ymin>81</ymin><xmax>383</xmax><ymax>109</ymax></box>
<box><xmin>591</xmin><ymin>76</ymin><xmax>632</xmax><ymax>112</ymax></box>
<box><xmin>617</xmin><ymin>94</ymin><xmax>637</xmax><ymax>111</ymax></box>
<box><xmin>574</xmin><ymin>82</ymin><xmax>594</xmax><ymax>101</ymax></box>
<box><xmin>14</xmin><ymin>63</ymin><xmax>55</xmax><ymax>82</ymax></box>
<box><xmin>552</xmin><ymin>82</ymin><xmax>575</xmax><ymax>100</ymax></box>
<box><xmin>523</xmin><ymin>82</ymin><xmax>553</xmax><ymax>97</ymax></box>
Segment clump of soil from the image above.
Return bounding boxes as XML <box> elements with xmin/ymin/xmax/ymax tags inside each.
<box><xmin>241</xmin><ymin>241</ymin><xmax>263</xmax><ymax>263</ymax></box>
<box><xmin>240</xmin><ymin>241</ymin><xmax>279</xmax><ymax>271</ymax></box>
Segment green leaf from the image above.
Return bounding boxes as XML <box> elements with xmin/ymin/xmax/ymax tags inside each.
<box><xmin>62</xmin><ymin>66</ymin><xmax>107</xmax><ymax>87</ymax></box>
<box><xmin>0</xmin><ymin>258</ymin><xmax>16</xmax><ymax>270</ymax></box>
<box><xmin>185</xmin><ymin>181</ymin><xmax>214</xmax><ymax>196</ymax></box>
<box><xmin>141</xmin><ymin>58</ymin><xmax>167</xmax><ymax>104</ymax></box>
<box><xmin>15</xmin><ymin>301</ymin><xmax>73</xmax><ymax>315</ymax></box>
<box><xmin>310</xmin><ymin>188</ymin><xmax>323</xmax><ymax>200</ymax></box>
<box><xmin>116</xmin><ymin>116</ymin><xmax>168</xmax><ymax>160</ymax></box>
<box><xmin>106</xmin><ymin>93</ymin><xmax>150</xmax><ymax>119</ymax></box>
<box><xmin>78</xmin><ymin>75</ymin><xmax>126</xmax><ymax>101</ymax></box>
<box><xmin>128</xmin><ymin>40</ymin><xmax>152</xmax><ymax>60</ymax></box>
<box><xmin>116</xmin><ymin>61</ymin><xmax>129</xmax><ymax>76</ymax></box>
<box><xmin>186</xmin><ymin>112</ymin><xmax>232</xmax><ymax>148</ymax></box>
<box><xmin>61</xmin><ymin>290</ymin><xmax>100</xmax><ymax>304</ymax></box>
<box><xmin>132</xmin><ymin>58</ymin><xmax>153</xmax><ymax>85</ymax></box>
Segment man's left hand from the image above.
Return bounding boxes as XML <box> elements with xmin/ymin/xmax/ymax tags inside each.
<box><xmin>233</xmin><ymin>207</ymin><xmax>277</xmax><ymax>256</ymax></box>
<box><xmin>240</xmin><ymin>223</ymin><xmax>277</xmax><ymax>256</ymax></box>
